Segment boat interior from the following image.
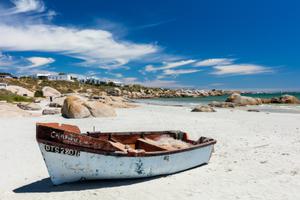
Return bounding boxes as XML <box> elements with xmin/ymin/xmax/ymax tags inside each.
<box><xmin>37</xmin><ymin>123</ymin><xmax>215</xmax><ymax>155</ymax></box>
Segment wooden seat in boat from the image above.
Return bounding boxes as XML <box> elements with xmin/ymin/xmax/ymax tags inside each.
<box><xmin>136</xmin><ymin>138</ymin><xmax>172</xmax><ymax>151</ymax></box>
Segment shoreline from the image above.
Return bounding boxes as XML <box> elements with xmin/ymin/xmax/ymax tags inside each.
<box><xmin>134</xmin><ymin>99</ymin><xmax>300</xmax><ymax>114</ymax></box>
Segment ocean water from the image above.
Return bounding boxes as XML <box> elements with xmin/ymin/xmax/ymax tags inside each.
<box><xmin>137</xmin><ymin>92</ymin><xmax>300</xmax><ymax>114</ymax></box>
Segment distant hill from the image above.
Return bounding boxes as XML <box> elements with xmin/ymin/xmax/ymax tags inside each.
<box><xmin>0</xmin><ymin>77</ymin><xmax>232</xmax><ymax>99</ymax></box>
<box><xmin>0</xmin><ymin>77</ymin><xmax>162</xmax><ymax>95</ymax></box>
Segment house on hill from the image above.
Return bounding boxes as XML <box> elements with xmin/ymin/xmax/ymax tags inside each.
<box><xmin>48</xmin><ymin>73</ymin><xmax>73</xmax><ymax>81</ymax></box>
<box><xmin>0</xmin><ymin>83</ymin><xmax>8</xmax><ymax>89</ymax></box>
<box><xmin>0</xmin><ymin>72</ymin><xmax>13</xmax><ymax>79</ymax></box>
<box><xmin>31</xmin><ymin>73</ymin><xmax>50</xmax><ymax>80</ymax></box>
<box><xmin>31</xmin><ymin>73</ymin><xmax>75</xmax><ymax>81</ymax></box>
<box><xmin>79</xmin><ymin>77</ymin><xmax>123</xmax><ymax>86</ymax></box>
<box><xmin>80</xmin><ymin>77</ymin><xmax>104</xmax><ymax>85</ymax></box>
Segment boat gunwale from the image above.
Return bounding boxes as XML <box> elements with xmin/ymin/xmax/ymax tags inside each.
<box><xmin>37</xmin><ymin>137</ymin><xmax>216</xmax><ymax>157</ymax></box>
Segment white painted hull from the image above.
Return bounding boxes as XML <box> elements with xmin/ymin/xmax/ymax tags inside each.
<box><xmin>38</xmin><ymin>143</ymin><xmax>214</xmax><ymax>185</ymax></box>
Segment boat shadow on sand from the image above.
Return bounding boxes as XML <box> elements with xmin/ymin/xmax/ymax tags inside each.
<box><xmin>13</xmin><ymin>164</ymin><xmax>207</xmax><ymax>193</ymax></box>
<box><xmin>13</xmin><ymin>176</ymin><xmax>163</xmax><ymax>193</ymax></box>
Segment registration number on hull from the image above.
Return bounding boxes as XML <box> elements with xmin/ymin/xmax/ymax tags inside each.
<box><xmin>44</xmin><ymin>144</ymin><xmax>80</xmax><ymax>157</ymax></box>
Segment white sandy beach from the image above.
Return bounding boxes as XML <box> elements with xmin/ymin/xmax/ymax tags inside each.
<box><xmin>0</xmin><ymin>103</ymin><xmax>300</xmax><ymax>200</ymax></box>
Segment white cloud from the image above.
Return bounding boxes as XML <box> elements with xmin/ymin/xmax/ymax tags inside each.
<box><xmin>145</xmin><ymin>59</ymin><xmax>196</xmax><ymax>72</ymax></box>
<box><xmin>193</xmin><ymin>58</ymin><xmax>273</xmax><ymax>76</ymax></box>
<box><xmin>105</xmin><ymin>71</ymin><xmax>123</xmax><ymax>78</ymax></box>
<box><xmin>114</xmin><ymin>73</ymin><xmax>123</xmax><ymax>78</ymax></box>
<box><xmin>0</xmin><ymin>0</ymin><xmax>158</xmax><ymax>69</ymax></box>
<box><xmin>195</xmin><ymin>58</ymin><xmax>234</xmax><ymax>67</ymax></box>
<box><xmin>26</xmin><ymin>56</ymin><xmax>55</xmax><ymax>68</ymax></box>
<box><xmin>209</xmin><ymin>83</ymin><xmax>224</xmax><ymax>87</ymax></box>
<box><xmin>0</xmin><ymin>52</ymin><xmax>14</xmax><ymax>67</ymax></box>
<box><xmin>122</xmin><ymin>77</ymin><xmax>138</xmax><ymax>84</ymax></box>
<box><xmin>135</xmin><ymin>19</ymin><xmax>176</xmax><ymax>30</ymax></box>
<box><xmin>211</xmin><ymin>64</ymin><xmax>272</xmax><ymax>75</ymax></box>
<box><xmin>98</xmin><ymin>65</ymin><xmax>129</xmax><ymax>70</ymax></box>
<box><xmin>156</xmin><ymin>75</ymin><xmax>166</xmax><ymax>79</ymax></box>
<box><xmin>1</xmin><ymin>0</ymin><xmax>45</xmax><ymax>16</ymax></box>
<box><xmin>163</xmin><ymin>69</ymin><xmax>200</xmax><ymax>75</ymax></box>
<box><xmin>0</xmin><ymin>53</ymin><xmax>55</xmax><ymax>74</ymax></box>
<box><xmin>113</xmin><ymin>77</ymin><xmax>191</xmax><ymax>88</ymax></box>
<box><xmin>141</xmin><ymin>80</ymin><xmax>191</xmax><ymax>88</ymax></box>
<box><xmin>145</xmin><ymin>64</ymin><xmax>155</xmax><ymax>72</ymax></box>
<box><xmin>0</xmin><ymin>24</ymin><xmax>157</xmax><ymax>67</ymax></box>
<box><xmin>21</xmin><ymin>69</ymin><xmax>56</xmax><ymax>75</ymax></box>
<box><xmin>45</xmin><ymin>10</ymin><xmax>56</xmax><ymax>20</ymax></box>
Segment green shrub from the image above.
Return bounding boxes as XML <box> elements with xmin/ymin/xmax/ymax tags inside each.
<box><xmin>0</xmin><ymin>89</ymin><xmax>33</xmax><ymax>103</ymax></box>
<box><xmin>34</xmin><ymin>90</ymin><xmax>44</xmax><ymax>97</ymax></box>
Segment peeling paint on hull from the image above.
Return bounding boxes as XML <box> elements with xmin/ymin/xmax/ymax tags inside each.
<box><xmin>38</xmin><ymin>143</ymin><xmax>214</xmax><ymax>185</ymax></box>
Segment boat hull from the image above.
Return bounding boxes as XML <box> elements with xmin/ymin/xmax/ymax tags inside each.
<box><xmin>38</xmin><ymin>143</ymin><xmax>214</xmax><ymax>185</ymax></box>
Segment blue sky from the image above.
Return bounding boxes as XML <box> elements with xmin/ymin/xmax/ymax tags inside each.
<box><xmin>0</xmin><ymin>0</ymin><xmax>299</xmax><ymax>90</ymax></box>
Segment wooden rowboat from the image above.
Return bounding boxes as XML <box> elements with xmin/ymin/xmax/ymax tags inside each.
<box><xmin>36</xmin><ymin>123</ymin><xmax>216</xmax><ymax>185</ymax></box>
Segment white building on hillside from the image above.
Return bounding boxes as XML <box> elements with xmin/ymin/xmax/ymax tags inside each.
<box><xmin>105</xmin><ymin>79</ymin><xmax>123</xmax><ymax>86</ymax></box>
<box><xmin>80</xmin><ymin>77</ymin><xmax>104</xmax><ymax>85</ymax></box>
<box><xmin>31</xmin><ymin>73</ymin><xmax>51</xmax><ymax>80</ymax></box>
<box><xmin>0</xmin><ymin>73</ymin><xmax>13</xmax><ymax>79</ymax></box>
<box><xmin>0</xmin><ymin>83</ymin><xmax>8</xmax><ymax>89</ymax></box>
<box><xmin>48</xmin><ymin>74</ymin><xmax>73</xmax><ymax>81</ymax></box>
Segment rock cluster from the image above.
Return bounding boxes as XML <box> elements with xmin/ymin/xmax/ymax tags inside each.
<box><xmin>61</xmin><ymin>95</ymin><xmax>116</xmax><ymax>118</ymax></box>
<box><xmin>193</xmin><ymin>93</ymin><xmax>300</xmax><ymax>113</ymax></box>
<box><xmin>226</xmin><ymin>93</ymin><xmax>261</xmax><ymax>106</ymax></box>
<box><xmin>226</xmin><ymin>93</ymin><xmax>300</xmax><ymax>106</ymax></box>
<box><xmin>191</xmin><ymin>105</ymin><xmax>216</xmax><ymax>112</ymax></box>
<box><xmin>106</xmin><ymin>87</ymin><xmax>122</xmax><ymax>96</ymax></box>
<box><xmin>208</xmin><ymin>101</ymin><xmax>235</xmax><ymax>108</ymax></box>
<box><xmin>42</xmin><ymin>109</ymin><xmax>60</xmax><ymax>115</ymax></box>
<box><xmin>42</xmin><ymin>86</ymin><xmax>61</xmax><ymax>97</ymax></box>
<box><xmin>17</xmin><ymin>102</ymin><xmax>41</xmax><ymax>111</ymax></box>
<box><xmin>0</xmin><ymin>102</ymin><xmax>37</xmax><ymax>117</ymax></box>
<box><xmin>84</xmin><ymin>101</ymin><xmax>117</xmax><ymax>118</ymax></box>
<box><xmin>90</xmin><ymin>95</ymin><xmax>136</xmax><ymax>108</ymax></box>
<box><xmin>269</xmin><ymin>95</ymin><xmax>300</xmax><ymax>104</ymax></box>
<box><xmin>247</xmin><ymin>109</ymin><xmax>260</xmax><ymax>112</ymax></box>
<box><xmin>106</xmin><ymin>88</ymin><xmax>235</xmax><ymax>99</ymax></box>
<box><xmin>6</xmin><ymin>85</ymin><xmax>34</xmax><ymax>97</ymax></box>
<box><xmin>48</xmin><ymin>97</ymin><xmax>66</xmax><ymax>108</ymax></box>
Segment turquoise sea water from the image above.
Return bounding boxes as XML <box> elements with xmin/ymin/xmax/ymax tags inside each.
<box><xmin>137</xmin><ymin>92</ymin><xmax>300</xmax><ymax>113</ymax></box>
